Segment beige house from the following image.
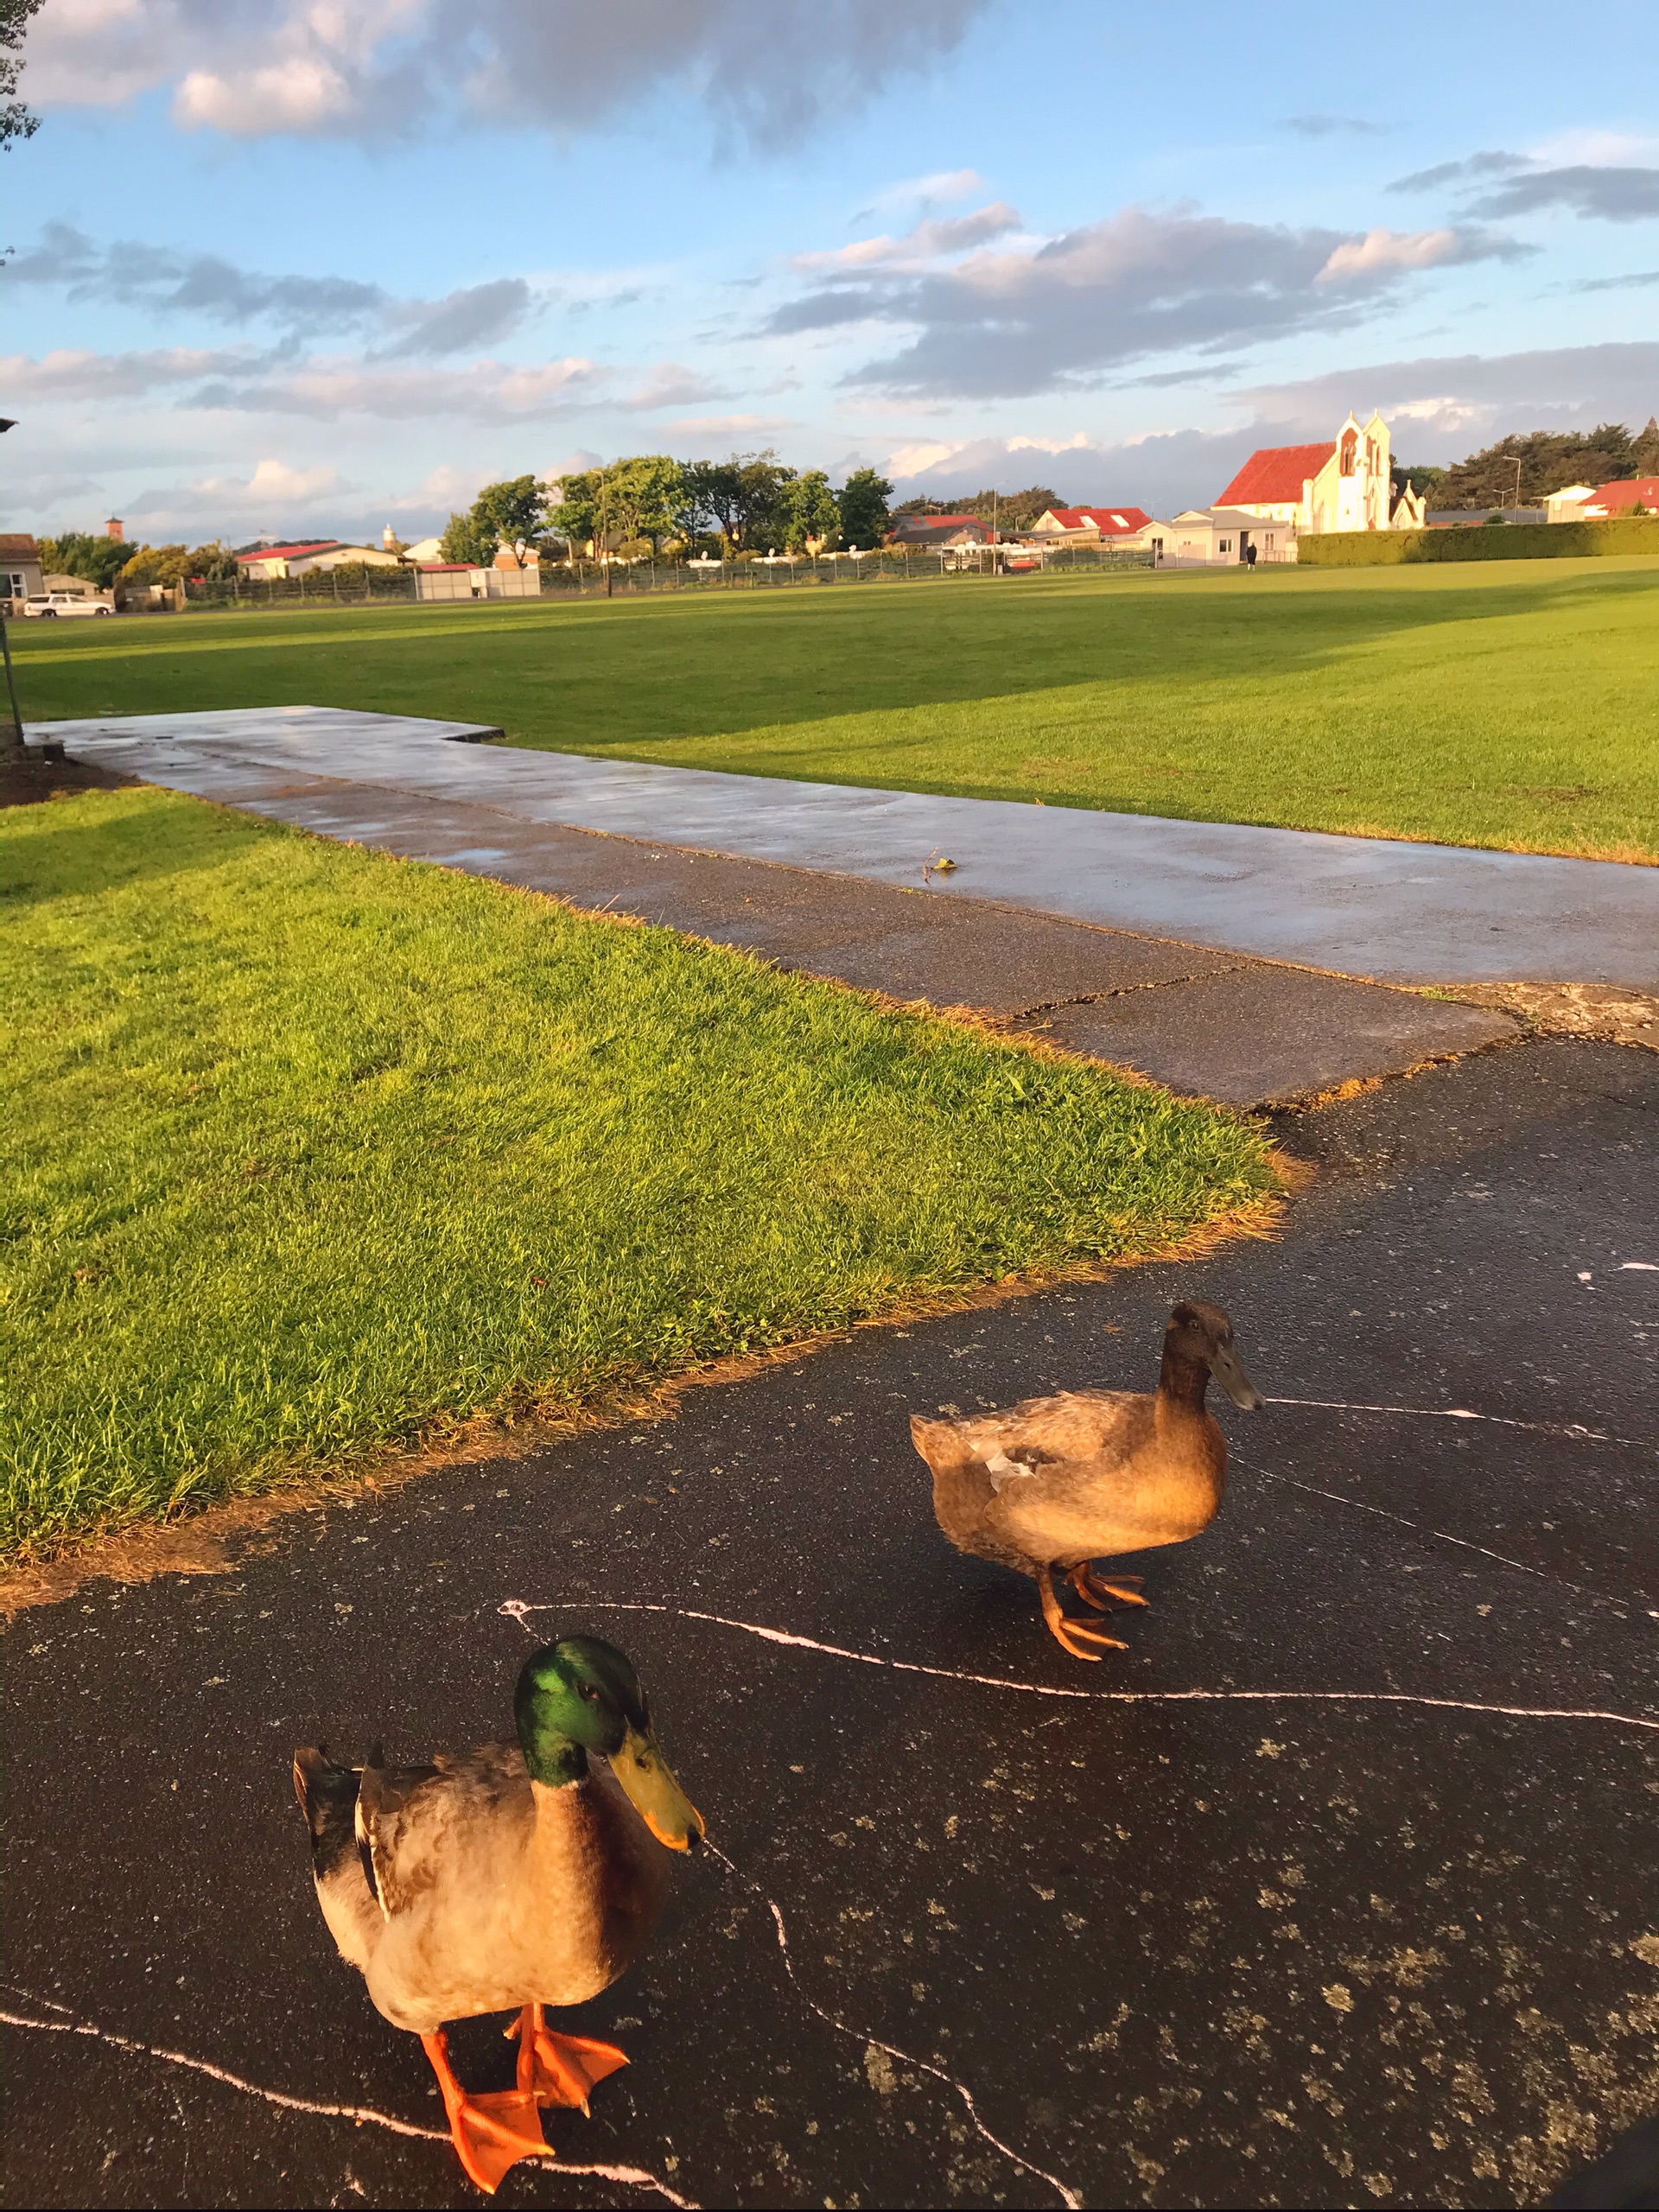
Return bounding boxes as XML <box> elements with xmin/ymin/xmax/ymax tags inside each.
<box><xmin>236</xmin><ymin>539</ymin><xmax>404</xmax><ymax>581</ymax></box>
<box><xmin>1217</xmin><ymin>412</ymin><xmax>1424</xmax><ymax>536</ymax></box>
<box><xmin>1147</xmin><ymin>508</ymin><xmax>1288</xmax><ymax>565</ymax></box>
<box><xmin>2</xmin><ymin>532</ymin><xmax>45</xmax><ymax>610</ymax></box>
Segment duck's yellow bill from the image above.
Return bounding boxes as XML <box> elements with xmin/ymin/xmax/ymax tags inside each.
<box><xmin>610</xmin><ymin>1726</ymin><xmax>704</xmax><ymax>1851</ymax></box>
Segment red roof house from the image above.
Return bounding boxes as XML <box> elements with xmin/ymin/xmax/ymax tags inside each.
<box><xmin>1028</xmin><ymin>505</ymin><xmax>1152</xmax><ymax>540</ymax></box>
<box><xmin>1580</xmin><ymin>476</ymin><xmax>1659</xmax><ymax>516</ymax></box>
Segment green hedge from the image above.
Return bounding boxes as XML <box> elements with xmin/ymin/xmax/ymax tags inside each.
<box><xmin>1299</xmin><ymin>516</ymin><xmax>1659</xmax><ymax>566</ymax></box>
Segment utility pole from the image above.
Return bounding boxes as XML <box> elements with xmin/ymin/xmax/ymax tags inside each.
<box><xmin>1513</xmin><ymin>454</ymin><xmax>1524</xmax><ymax>517</ymax></box>
<box><xmin>0</xmin><ymin>417</ymin><xmax>23</xmax><ymax>754</ymax></box>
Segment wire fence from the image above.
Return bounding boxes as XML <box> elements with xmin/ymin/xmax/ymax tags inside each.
<box><xmin>179</xmin><ymin>543</ymin><xmax>1158</xmax><ymax>613</ymax></box>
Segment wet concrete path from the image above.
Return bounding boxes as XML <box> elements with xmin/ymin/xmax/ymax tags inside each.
<box><xmin>6</xmin><ymin>1041</ymin><xmax>1657</xmax><ymax>2209</ymax></box>
<box><xmin>35</xmin><ymin>707</ymin><xmax>1659</xmax><ymax>988</ymax></box>
<box><xmin>35</xmin><ymin>709</ymin><xmax>1522</xmax><ymax>1109</ymax></box>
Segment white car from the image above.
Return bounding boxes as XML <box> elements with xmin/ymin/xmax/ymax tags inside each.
<box><xmin>22</xmin><ymin>591</ymin><xmax>113</xmax><ymax>618</ymax></box>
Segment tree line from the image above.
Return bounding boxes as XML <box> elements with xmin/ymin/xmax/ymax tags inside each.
<box><xmin>439</xmin><ymin>453</ymin><xmax>896</xmax><ymax>567</ymax></box>
<box><xmin>1399</xmin><ymin>416</ymin><xmax>1659</xmax><ymax>509</ymax></box>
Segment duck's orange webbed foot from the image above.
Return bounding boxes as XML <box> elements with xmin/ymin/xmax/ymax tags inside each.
<box><xmin>421</xmin><ymin>2028</ymin><xmax>547</xmax><ymax>2195</ymax></box>
<box><xmin>1038</xmin><ymin>1563</ymin><xmax>1129</xmax><ymax>1662</ymax></box>
<box><xmin>506</xmin><ymin>2004</ymin><xmax>629</xmax><ymax>2113</ymax></box>
<box><xmin>1069</xmin><ymin>1564</ymin><xmax>1147</xmax><ymax>1612</ymax></box>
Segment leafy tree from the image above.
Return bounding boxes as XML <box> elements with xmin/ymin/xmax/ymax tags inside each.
<box><xmin>680</xmin><ymin>451</ymin><xmax>795</xmax><ymax>550</ymax></box>
<box><xmin>1633</xmin><ymin>416</ymin><xmax>1659</xmax><ymax>475</ymax></box>
<box><xmin>1431</xmin><ymin>423</ymin><xmax>1645</xmax><ymax>509</ymax></box>
<box><xmin>469</xmin><ymin>474</ymin><xmax>552</xmax><ymax>565</ymax></box>
<box><xmin>889</xmin><ymin>484</ymin><xmax>1064</xmax><ymax>531</ymax></box>
<box><xmin>186</xmin><ymin>541</ymin><xmax>238</xmax><ymax>582</ymax></box>
<box><xmin>118</xmin><ymin>543</ymin><xmax>191</xmax><ymax>586</ymax></box>
<box><xmin>1</xmin><ymin>0</ymin><xmax>44</xmax><ymax>151</ymax></box>
<box><xmin>784</xmin><ymin>470</ymin><xmax>841</xmax><ymax>552</ymax></box>
<box><xmin>834</xmin><ymin>467</ymin><xmax>892</xmax><ymax>550</ymax></box>
<box><xmin>438</xmin><ymin>508</ymin><xmax>495</xmax><ymax>567</ymax></box>
<box><xmin>38</xmin><ymin>531</ymin><xmax>133</xmax><ymax>589</ymax></box>
<box><xmin>550</xmin><ymin>456</ymin><xmax>689</xmax><ymax>553</ymax></box>
<box><xmin>1392</xmin><ymin>464</ymin><xmax>1446</xmax><ymax>498</ymax></box>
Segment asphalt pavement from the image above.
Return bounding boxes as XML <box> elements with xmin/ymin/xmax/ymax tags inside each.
<box><xmin>6</xmin><ymin>1039</ymin><xmax>1656</xmax><ymax>2210</ymax></box>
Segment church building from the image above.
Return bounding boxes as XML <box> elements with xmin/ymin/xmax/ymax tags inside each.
<box><xmin>1217</xmin><ymin>412</ymin><xmax>1425</xmax><ymax>536</ymax></box>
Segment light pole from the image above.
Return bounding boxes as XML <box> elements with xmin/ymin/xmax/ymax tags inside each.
<box><xmin>0</xmin><ymin>416</ymin><xmax>23</xmax><ymax>755</ymax></box>
<box><xmin>1513</xmin><ymin>454</ymin><xmax>1523</xmax><ymax>518</ymax></box>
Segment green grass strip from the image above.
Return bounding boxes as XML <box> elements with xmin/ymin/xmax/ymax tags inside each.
<box><xmin>0</xmin><ymin>788</ymin><xmax>1271</xmax><ymax>1558</ymax></box>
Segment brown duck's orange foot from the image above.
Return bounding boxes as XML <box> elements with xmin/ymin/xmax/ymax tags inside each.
<box><xmin>506</xmin><ymin>2004</ymin><xmax>629</xmax><ymax>2112</ymax></box>
<box><xmin>1069</xmin><ymin>1565</ymin><xmax>1148</xmax><ymax>1612</ymax></box>
<box><xmin>421</xmin><ymin>2031</ymin><xmax>547</xmax><ymax>2195</ymax></box>
<box><xmin>1036</xmin><ymin>1562</ymin><xmax>1128</xmax><ymax>1661</ymax></box>
<box><xmin>1049</xmin><ymin>1612</ymin><xmax>1129</xmax><ymax>1660</ymax></box>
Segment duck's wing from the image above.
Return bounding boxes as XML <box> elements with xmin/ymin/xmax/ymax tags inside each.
<box><xmin>933</xmin><ymin>1390</ymin><xmax>1147</xmax><ymax>1477</ymax></box>
<box><xmin>358</xmin><ymin>1742</ymin><xmax>531</xmax><ymax>1921</ymax></box>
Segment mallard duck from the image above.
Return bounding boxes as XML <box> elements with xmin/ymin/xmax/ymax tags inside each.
<box><xmin>910</xmin><ymin>1300</ymin><xmax>1262</xmax><ymax>1660</ymax></box>
<box><xmin>293</xmin><ymin>1637</ymin><xmax>702</xmax><ymax>2194</ymax></box>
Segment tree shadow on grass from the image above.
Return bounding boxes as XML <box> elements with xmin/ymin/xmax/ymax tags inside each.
<box><xmin>0</xmin><ymin>791</ymin><xmax>259</xmax><ymax>912</ymax></box>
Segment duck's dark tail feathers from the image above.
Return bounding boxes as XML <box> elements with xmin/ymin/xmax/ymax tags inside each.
<box><xmin>292</xmin><ymin>1745</ymin><xmax>364</xmax><ymax>1886</ymax></box>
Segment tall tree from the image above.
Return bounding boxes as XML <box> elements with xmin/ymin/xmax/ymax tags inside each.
<box><xmin>681</xmin><ymin>450</ymin><xmax>795</xmax><ymax>549</ymax></box>
<box><xmin>1432</xmin><ymin>424</ymin><xmax>1643</xmax><ymax>508</ymax></box>
<box><xmin>784</xmin><ymin>470</ymin><xmax>840</xmax><ymax>552</ymax></box>
<box><xmin>1</xmin><ymin>0</ymin><xmax>44</xmax><ymax>150</ymax></box>
<box><xmin>834</xmin><ymin>467</ymin><xmax>893</xmax><ymax>550</ymax></box>
<box><xmin>549</xmin><ymin>457</ymin><xmax>688</xmax><ymax>552</ymax></box>
<box><xmin>38</xmin><ymin>531</ymin><xmax>136</xmax><ymax>589</ymax></box>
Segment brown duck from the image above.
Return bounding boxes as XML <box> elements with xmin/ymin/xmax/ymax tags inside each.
<box><xmin>910</xmin><ymin>1300</ymin><xmax>1262</xmax><ymax>1659</ymax></box>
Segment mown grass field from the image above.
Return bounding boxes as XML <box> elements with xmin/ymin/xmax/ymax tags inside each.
<box><xmin>16</xmin><ymin>556</ymin><xmax>1659</xmax><ymax>860</ymax></box>
<box><xmin>0</xmin><ymin>787</ymin><xmax>1272</xmax><ymax>1559</ymax></box>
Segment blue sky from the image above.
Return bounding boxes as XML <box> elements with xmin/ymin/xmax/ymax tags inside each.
<box><xmin>4</xmin><ymin>0</ymin><xmax>1658</xmax><ymax>545</ymax></box>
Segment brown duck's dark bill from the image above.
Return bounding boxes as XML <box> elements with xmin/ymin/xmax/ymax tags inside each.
<box><xmin>1209</xmin><ymin>1343</ymin><xmax>1265</xmax><ymax>1410</ymax></box>
<box><xmin>609</xmin><ymin>1726</ymin><xmax>704</xmax><ymax>1850</ymax></box>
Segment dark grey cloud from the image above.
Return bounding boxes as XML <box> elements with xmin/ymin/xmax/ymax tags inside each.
<box><xmin>1390</xmin><ymin>149</ymin><xmax>1659</xmax><ymax>223</ymax></box>
<box><xmin>1278</xmin><ymin>114</ymin><xmax>1384</xmax><ymax>138</ymax></box>
<box><xmin>1466</xmin><ymin>165</ymin><xmax>1659</xmax><ymax>221</ymax></box>
<box><xmin>1239</xmin><ymin>340</ymin><xmax>1659</xmax><ymax>453</ymax></box>
<box><xmin>377</xmin><ymin>279</ymin><xmax>533</xmax><ymax>358</ymax></box>
<box><xmin>1389</xmin><ymin>149</ymin><xmax>1528</xmax><ymax>193</ymax></box>
<box><xmin>31</xmin><ymin>0</ymin><xmax>988</xmax><ymax>153</ymax></box>
<box><xmin>768</xmin><ymin>207</ymin><xmax>1525</xmax><ymax>401</ymax></box>
<box><xmin>7</xmin><ymin>222</ymin><xmax>386</xmax><ymax>330</ymax></box>
<box><xmin>5</xmin><ymin>223</ymin><xmax>536</xmax><ymax>355</ymax></box>
<box><xmin>1570</xmin><ymin>268</ymin><xmax>1659</xmax><ymax>291</ymax></box>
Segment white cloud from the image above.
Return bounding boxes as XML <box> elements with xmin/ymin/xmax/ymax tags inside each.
<box><xmin>194</xmin><ymin>354</ymin><xmax>604</xmax><ymax>420</ymax></box>
<box><xmin>1317</xmin><ymin>228</ymin><xmax>1465</xmax><ymax>282</ymax></box>
<box><xmin>0</xmin><ymin>345</ymin><xmax>252</xmax><ymax>397</ymax></box>
<box><xmin>622</xmin><ymin>362</ymin><xmax>728</xmax><ymax>410</ymax></box>
<box><xmin>664</xmin><ymin>411</ymin><xmax>798</xmax><ymax>436</ymax></box>
<box><xmin>175</xmin><ymin>55</ymin><xmax>357</xmax><ymax>132</ymax></box>
<box><xmin>793</xmin><ymin>201</ymin><xmax>1023</xmax><ymax>274</ymax></box>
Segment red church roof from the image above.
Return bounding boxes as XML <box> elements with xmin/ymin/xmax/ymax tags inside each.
<box><xmin>1217</xmin><ymin>442</ymin><xmax>1338</xmax><ymax>506</ymax></box>
<box><xmin>1583</xmin><ymin>476</ymin><xmax>1659</xmax><ymax>513</ymax></box>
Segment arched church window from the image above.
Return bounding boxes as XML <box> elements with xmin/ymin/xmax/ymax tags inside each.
<box><xmin>1340</xmin><ymin>429</ymin><xmax>1357</xmax><ymax>476</ymax></box>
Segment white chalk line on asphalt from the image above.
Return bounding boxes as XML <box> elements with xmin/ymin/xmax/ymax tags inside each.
<box><xmin>1263</xmin><ymin>1396</ymin><xmax>1655</xmax><ymax>1452</ymax></box>
<box><xmin>702</xmin><ymin>1840</ymin><xmax>1083</xmax><ymax>2212</ymax></box>
<box><xmin>1230</xmin><ymin>1456</ymin><xmax>1638</xmax><ymax>1618</ymax></box>
<box><xmin>0</xmin><ymin>1994</ymin><xmax>696</xmax><ymax>2208</ymax></box>
<box><xmin>499</xmin><ymin>1600</ymin><xmax>1659</xmax><ymax>1730</ymax></box>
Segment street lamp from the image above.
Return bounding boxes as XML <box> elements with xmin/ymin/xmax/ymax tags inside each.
<box><xmin>0</xmin><ymin>416</ymin><xmax>24</xmax><ymax>754</ymax></box>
